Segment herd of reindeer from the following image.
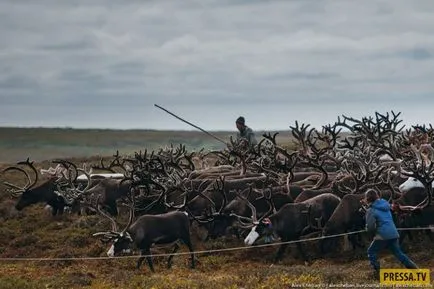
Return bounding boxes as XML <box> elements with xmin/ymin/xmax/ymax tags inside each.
<box><xmin>1</xmin><ymin>111</ymin><xmax>434</xmax><ymax>272</ymax></box>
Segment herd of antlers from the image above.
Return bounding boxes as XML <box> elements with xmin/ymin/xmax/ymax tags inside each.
<box><xmin>1</xmin><ymin>110</ymin><xmax>433</xmax><ymax>223</ymax></box>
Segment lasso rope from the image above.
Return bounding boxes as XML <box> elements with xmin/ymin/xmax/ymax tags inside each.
<box><xmin>0</xmin><ymin>226</ymin><xmax>431</xmax><ymax>261</ymax></box>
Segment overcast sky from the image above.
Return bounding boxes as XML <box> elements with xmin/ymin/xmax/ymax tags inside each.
<box><xmin>1</xmin><ymin>0</ymin><xmax>434</xmax><ymax>131</ymax></box>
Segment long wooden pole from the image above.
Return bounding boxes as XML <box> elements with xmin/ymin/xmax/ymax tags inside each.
<box><xmin>154</xmin><ymin>104</ymin><xmax>228</xmax><ymax>145</ymax></box>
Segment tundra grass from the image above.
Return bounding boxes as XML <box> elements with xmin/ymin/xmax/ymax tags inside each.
<box><xmin>0</xmin><ymin>127</ymin><xmax>296</xmax><ymax>163</ymax></box>
<box><xmin>0</xmin><ymin>176</ymin><xmax>433</xmax><ymax>289</ymax></box>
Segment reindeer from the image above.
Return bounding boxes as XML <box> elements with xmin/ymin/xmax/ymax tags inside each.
<box><xmin>396</xmin><ymin>177</ymin><xmax>432</xmax><ymax>206</ymax></box>
<box><xmin>92</xmin><ymin>195</ymin><xmax>195</xmax><ymax>273</ymax></box>
<box><xmin>186</xmin><ymin>174</ymin><xmax>270</xmax><ymax>218</ymax></box>
<box><xmin>60</xmin><ymin>155</ymin><xmax>135</xmax><ymax>216</ymax></box>
<box><xmin>2</xmin><ymin>158</ymin><xmax>70</xmax><ymax>216</ymax></box>
<box><xmin>210</xmin><ymin>185</ymin><xmax>294</xmax><ymax>238</ymax></box>
<box><xmin>393</xmin><ymin>197</ymin><xmax>434</xmax><ymax>244</ymax></box>
<box><xmin>223</xmin><ymin>186</ymin><xmax>294</xmax><ymax>218</ymax></box>
<box><xmin>321</xmin><ymin>193</ymin><xmax>367</xmax><ymax>253</ymax></box>
<box><xmin>391</xmin><ymin>134</ymin><xmax>434</xmax><ymax>242</ymax></box>
<box><xmin>237</xmin><ymin>193</ymin><xmax>341</xmax><ymax>263</ymax></box>
<box><xmin>184</xmin><ymin>176</ymin><xmax>236</xmax><ymax>240</ymax></box>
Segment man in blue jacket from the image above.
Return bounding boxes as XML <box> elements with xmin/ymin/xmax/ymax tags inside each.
<box><xmin>364</xmin><ymin>189</ymin><xmax>418</xmax><ymax>278</ymax></box>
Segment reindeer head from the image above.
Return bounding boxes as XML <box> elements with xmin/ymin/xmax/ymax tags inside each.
<box><xmin>92</xmin><ymin>196</ymin><xmax>135</xmax><ymax>257</ymax></box>
<box><xmin>226</xmin><ymin>188</ymin><xmax>275</xmax><ymax>246</ymax></box>
<box><xmin>105</xmin><ymin>231</ymin><xmax>134</xmax><ymax>257</ymax></box>
<box><xmin>244</xmin><ymin>216</ymin><xmax>276</xmax><ymax>246</ymax></box>
<box><xmin>187</xmin><ymin>177</ymin><xmax>232</xmax><ymax>239</ymax></box>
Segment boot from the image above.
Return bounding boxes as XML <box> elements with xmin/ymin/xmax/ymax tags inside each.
<box><xmin>370</xmin><ymin>269</ymin><xmax>380</xmax><ymax>281</ymax></box>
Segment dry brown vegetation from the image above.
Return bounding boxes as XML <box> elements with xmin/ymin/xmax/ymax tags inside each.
<box><xmin>0</xmin><ymin>128</ymin><xmax>433</xmax><ymax>289</ymax></box>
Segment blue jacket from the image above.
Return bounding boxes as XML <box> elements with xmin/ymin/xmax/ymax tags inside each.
<box><xmin>365</xmin><ymin>198</ymin><xmax>400</xmax><ymax>240</ymax></box>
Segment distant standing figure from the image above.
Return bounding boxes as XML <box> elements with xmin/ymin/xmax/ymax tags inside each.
<box><xmin>364</xmin><ymin>189</ymin><xmax>418</xmax><ymax>279</ymax></box>
<box><xmin>235</xmin><ymin>116</ymin><xmax>257</xmax><ymax>147</ymax></box>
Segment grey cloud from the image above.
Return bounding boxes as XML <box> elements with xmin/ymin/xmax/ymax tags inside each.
<box><xmin>1</xmin><ymin>0</ymin><xmax>434</xmax><ymax>130</ymax></box>
<box><xmin>39</xmin><ymin>40</ymin><xmax>95</xmax><ymax>52</ymax></box>
<box><xmin>0</xmin><ymin>74</ymin><xmax>41</xmax><ymax>90</ymax></box>
<box><xmin>400</xmin><ymin>48</ymin><xmax>432</xmax><ymax>60</ymax></box>
<box><xmin>261</xmin><ymin>72</ymin><xmax>339</xmax><ymax>81</ymax></box>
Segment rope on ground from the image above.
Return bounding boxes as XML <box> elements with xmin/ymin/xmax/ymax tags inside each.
<box><xmin>0</xmin><ymin>226</ymin><xmax>432</xmax><ymax>262</ymax></box>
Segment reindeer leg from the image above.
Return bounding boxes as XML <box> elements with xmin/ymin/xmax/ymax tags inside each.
<box><xmin>58</xmin><ymin>204</ymin><xmax>65</xmax><ymax>215</ymax></box>
<box><xmin>57</xmin><ymin>196</ymin><xmax>66</xmax><ymax>215</ymax></box>
<box><xmin>399</xmin><ymin>230</ymin><xmax>412</xmax><ymax>245</ymax></box>
<box><xmin>356</xmin><ymin>233</ymin><xmax>365</xmax><ymax>249</ymax></box>
<box><xmin>274</xmin><ymin>240</ymin><xmax>289</xmax><ymax>263</ymax></box>
<box><xmin>233</xmin><ymin>227</ymin><xmax>242</xmax><ymax>239</ymax></box>
<box><xmin>424</xmin><ymin>229</ymin><xmax>433</xmax><ymax>241</ymax></box>
<box><xmin>319</xmin><ymin>238</ymin><xmax>328</xmax><ymax>255</ymax></box>
<box><xmin>354</xmin><ymin>234</ymin><xmax>366</xmax><ymax>249</ymax></box>
<box><xmin>183</xmin><ymin>238</ymin><xmax>196</xmax><ymax>269</ymax></box>
<box><xmin>203</xmin><ymin>232</ymin><xmax>210</xmax><ymax>242</ymax></box>
<box><xmin>296</xmin><ymin>241</ymin><xmax>311</xmax><ymax>264</ymax></box>
<box><xmin>138</xmin><ymin>248</ymin><xmax>154</xmax><ymax>272</ymax></box>
<box><xmin>348</xmin><ymin>234</ymin><xmax>359</xmax><ymax>251</ymax></box>
<box><xmin>167</xmin><ymin>243</ymin><xmax>180</xmax><ymax>269</ymax></box>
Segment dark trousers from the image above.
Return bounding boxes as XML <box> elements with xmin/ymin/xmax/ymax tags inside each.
<box><xmin>367</xmin><ymin>238</ymin><xmax>418</xmax><ymax>271</ymax></box>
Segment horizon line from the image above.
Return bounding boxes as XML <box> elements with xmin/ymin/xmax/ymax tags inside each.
<box><xmin>0</xmin><ymin>125</ymin><xmax>296</xmax><ymax>132</ymax></box>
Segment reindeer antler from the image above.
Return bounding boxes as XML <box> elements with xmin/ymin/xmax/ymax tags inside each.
<box><xmin>2</xmin><ymin>158</ymin><xmax>39</xmax><ymax>197</ymax></box>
